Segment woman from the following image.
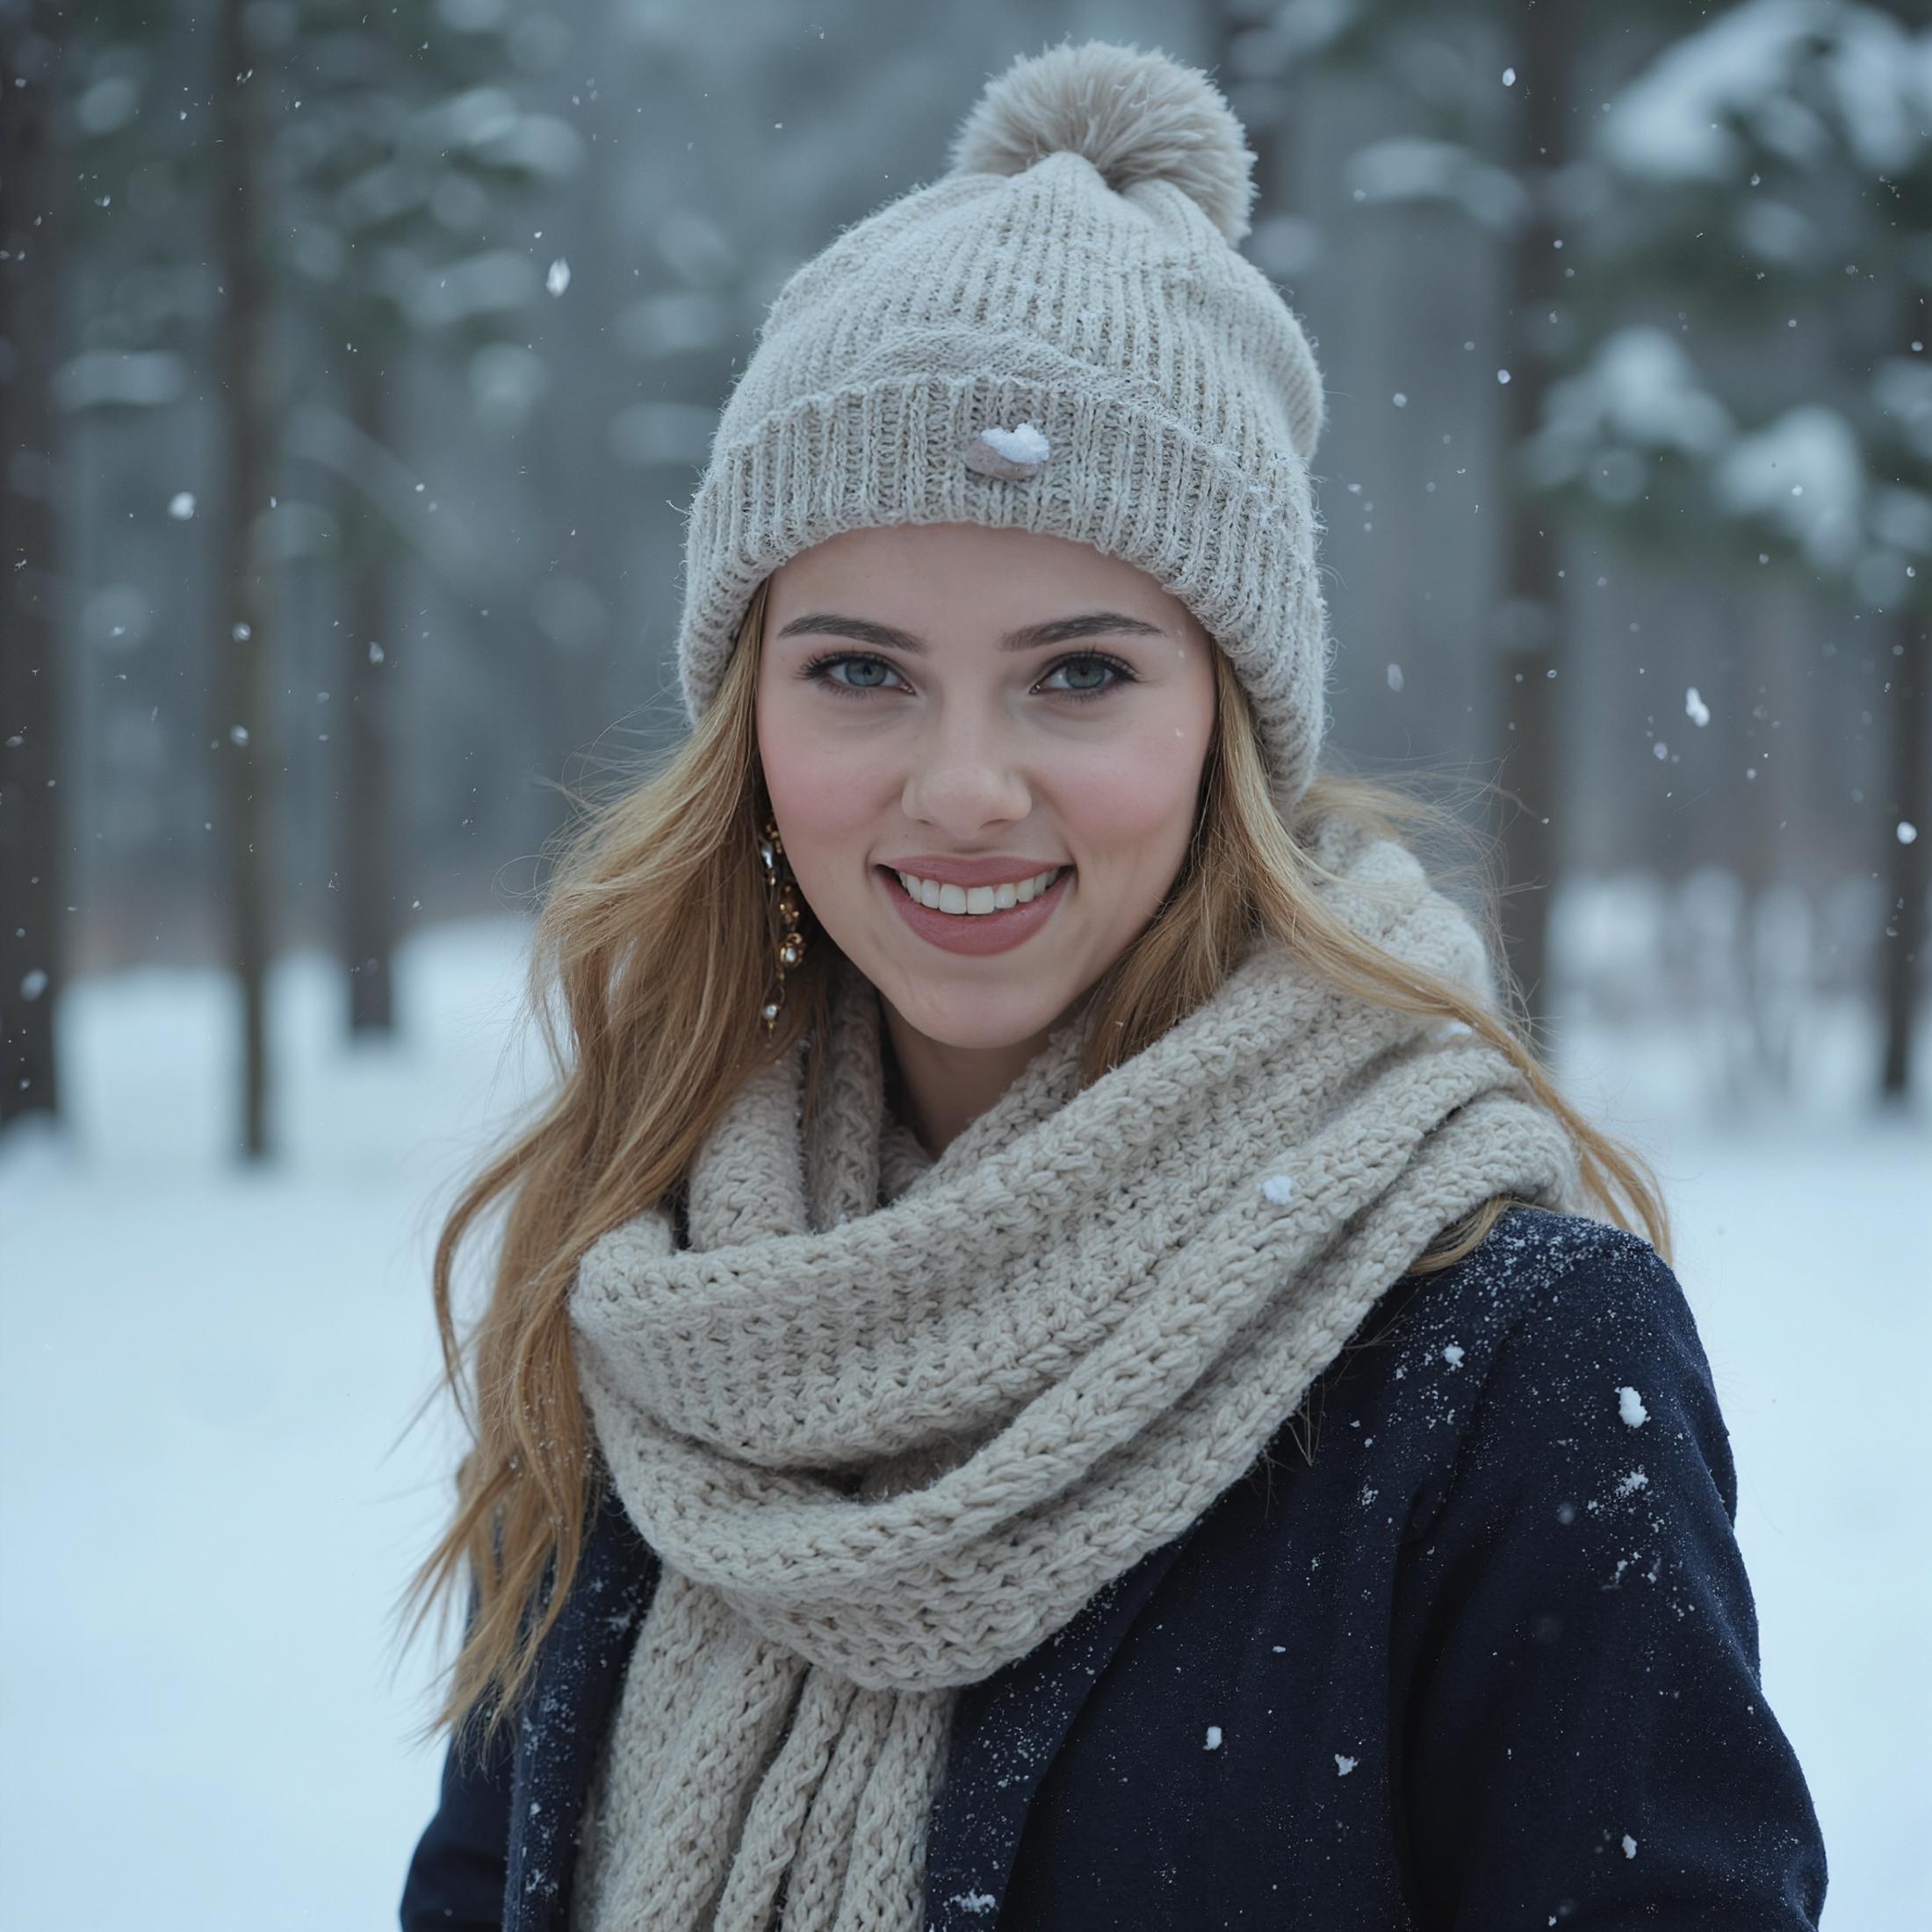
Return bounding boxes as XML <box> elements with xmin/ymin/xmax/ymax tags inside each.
<box><xmin>398</xmin><ymin>41</ymin><xmax>1827</xmax><ymax>1932</ymax></box>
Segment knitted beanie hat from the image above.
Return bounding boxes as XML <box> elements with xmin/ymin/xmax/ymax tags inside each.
<box><xmin>674</xmin><ymin>39</ymin><xmax>1334</xmax><ymax>811</ymax></box>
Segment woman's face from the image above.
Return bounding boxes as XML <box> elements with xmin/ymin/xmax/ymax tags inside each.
<box><xmin>756</xmin><ymin>523</ymin><xmax>1218</xmax><ymax>1056</ymax></box>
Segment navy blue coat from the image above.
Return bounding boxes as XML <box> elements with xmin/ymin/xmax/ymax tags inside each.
<box><xmin>400</xmin><ymin>1208</ymin><xmax>1827</xmax><ymax>1929</ymax></box>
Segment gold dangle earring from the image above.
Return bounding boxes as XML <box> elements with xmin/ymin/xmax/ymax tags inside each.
<box><xmin>758</xmin><ymin>813</ymin><xmax>806</xmax><ymax>1034</ymax></box>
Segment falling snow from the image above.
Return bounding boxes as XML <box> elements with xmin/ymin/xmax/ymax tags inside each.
<box><xmin>7</xmin><ymin>25</ymin><xmax>1925</xmax><ymax>1920</ymax></box>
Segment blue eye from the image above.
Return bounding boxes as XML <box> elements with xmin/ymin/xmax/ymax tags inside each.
<box><xmin>801</xmin><ymin>653</ymin><xmax>904</xmax><ymax>696</ymax></box>
<box><xmin>1040</xmin><ymin>656</ymin><xmax>1131</xmax><ymax>699</ymax></box>
<box><xmin>798</xmin><ymin>652</ymin><xmax>1136</xmax><ymax>704</ymax></box>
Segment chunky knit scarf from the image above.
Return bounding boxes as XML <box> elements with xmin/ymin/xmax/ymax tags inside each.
<box><xmin>566</xmin><ymin>810</ymin><xmax>1583</xmax><ymax>1932</ymax></box>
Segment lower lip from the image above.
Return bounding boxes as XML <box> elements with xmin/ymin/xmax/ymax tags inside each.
<box><xmin>877</xmin><ymin>865</ymin><xmax>1073</xmax><ymax>956</ymax></box>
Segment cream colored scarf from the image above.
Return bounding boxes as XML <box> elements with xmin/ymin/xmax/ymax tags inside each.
<box><xmin>566</xmin><ymin>809</ymin><xmax>1583</xmax><ymax>1932</ymax></box>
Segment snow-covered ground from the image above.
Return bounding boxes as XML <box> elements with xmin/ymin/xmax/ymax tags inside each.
<box><xmin>2</xmin><ymin>912</ymin><xmax>1925</xmax><ymax>1928</ymax></box>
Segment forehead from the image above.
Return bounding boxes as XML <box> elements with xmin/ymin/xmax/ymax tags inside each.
<box><xmin>766</xmin><ymin>524</ymin><xmax>1200</xmax><ymax>633</ymax></box>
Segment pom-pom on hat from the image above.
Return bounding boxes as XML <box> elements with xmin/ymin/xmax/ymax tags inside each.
<box><xmin>674</xmin><ymin>40</ymin><xmax>1334</xmax><ymax>811</ymax></box>
<box><xmin>948</xmin><ymin>38</ymin><xmax>1259</xmax><ymax>243</ymax></box>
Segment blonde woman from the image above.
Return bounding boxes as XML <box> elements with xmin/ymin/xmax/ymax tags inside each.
<box><xmin>398</xmin><ymin>42</ymin><xmax>1826</xmax><ymax>1932</ymax></box>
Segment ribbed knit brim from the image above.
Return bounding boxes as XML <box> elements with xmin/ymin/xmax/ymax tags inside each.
<box><xmin>674</xmin><ymin>42</ymin><xmax>1334</xmax><ymax>811</ymax></box>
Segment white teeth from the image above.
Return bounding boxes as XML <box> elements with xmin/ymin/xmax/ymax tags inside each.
<box><xmin>894</xmin><ymin>866</ymin><xmax>1064</xmax><ymax>916</ymax></box>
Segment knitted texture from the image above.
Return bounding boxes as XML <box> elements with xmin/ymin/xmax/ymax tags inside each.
<box><xmin>673</xmin><ymin>40</ymin><xmax>1336</xmax><ymax>813</ymax></box>
<box><xmin>566</xmin><ymin>806</ymin><xmax>1586</xmax><ymax>1932</ymax></box>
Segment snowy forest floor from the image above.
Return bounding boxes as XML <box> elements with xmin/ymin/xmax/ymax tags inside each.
<box><xmin>2</xmin><ymin>914</ymin><xmax>1926</xmax><ymax>1930</ymax></box>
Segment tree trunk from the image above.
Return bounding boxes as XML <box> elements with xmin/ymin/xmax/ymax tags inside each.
<box><xmin>1878</xmin><ymin>284</ymin><xmax>1929</xmax><ymax>1104</ymax></box>
<box><xmin>213</xmin><ymin>0</ymin><xmax>274</xmax><ymax>1157</ymax></box>
<box><xmin>1491</xmin><ymin>0</ymin><xmax>1578</xmax><ymax>1034</ymax></box>
<box><xmin>0</xmin><ymin>7</ymin><xmax>61</xmax><ymax>1131</ymax></box>
<box><xmin>1880</xmin><ymin>602</ymin><xmax>1927</xmax><ymax>1101</ymax></box>
<box><xmin>342</xmin><ymin>345</ymin><xmax>395</xmax><ymax>1034</ymax></box>
<box><xmin>1212</xmin><ymin>0</ymin><xmax>1291</xmax><ymax>235</ymax></box>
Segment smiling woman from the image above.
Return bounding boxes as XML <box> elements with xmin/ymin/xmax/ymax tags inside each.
<box><xmin>397</xmin><ymin>39</ymin><xmax>1825</xmax><ymax>1932</ymax></box>
<box><xmin>757</xmin><ymin>523</ymin><xmax>1218</xmax><ymax>1147</ymax></box>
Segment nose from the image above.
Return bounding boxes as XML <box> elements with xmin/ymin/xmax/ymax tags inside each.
<box><xmin>900</xmin><ymin>712</ymin><xmax>1034</xmax><ymax>834</ymax></box>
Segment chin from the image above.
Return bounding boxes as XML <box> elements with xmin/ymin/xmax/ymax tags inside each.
<box><xmin>871</xmin><ymin>967</ymin><xmax>1071</xmax><ymax>1054</ymax></box>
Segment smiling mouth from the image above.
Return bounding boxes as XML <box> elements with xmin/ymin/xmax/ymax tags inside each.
<box><xmin>883</xmin><ymin>864</ymin><xmax>1070</xmax><ymax>917</ymax></box>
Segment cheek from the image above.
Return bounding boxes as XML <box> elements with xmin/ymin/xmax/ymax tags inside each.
<box><xmin>1054</xmin><ymin>720</ymin><xmax>1208</xmax><ymax>862</ymax></box>
<box><xmin>756</xmin><ymin>696</ymin><xmax>881</xmax><ymax>847</ymax></box>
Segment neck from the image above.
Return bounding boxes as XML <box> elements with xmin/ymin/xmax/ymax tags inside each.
<box><xmin>880</xmin><ymin>1003</ymin><xmax>1054</xmax><ymax>1161</ymax></box>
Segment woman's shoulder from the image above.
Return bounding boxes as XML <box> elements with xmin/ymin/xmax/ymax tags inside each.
<box><xmin>1373</xmin><ymin>1205</ymin><xmax>1698</xmax><ymax>1387</ymax></box>
<box><xmin>1301</xmin><ymin>1206</ymin><xmax>1729</xmax><ymax>1538</ymax></box>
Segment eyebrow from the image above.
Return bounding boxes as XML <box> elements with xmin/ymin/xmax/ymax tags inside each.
<box><xmin>771</xmin><ymin>609</ymin><xmax>1166</xmax><ymax>654</ymax></box>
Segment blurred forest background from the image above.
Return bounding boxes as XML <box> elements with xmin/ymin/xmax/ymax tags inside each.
<box><xmin>3</xmin><ymin>3</ymin><xmax>1929</xmax><ymax>1928</ymax></box>
<box><xmin>2</xmin><ymin>0</ymin><xmax>1928</xmax><ymax>1144</ymax></box>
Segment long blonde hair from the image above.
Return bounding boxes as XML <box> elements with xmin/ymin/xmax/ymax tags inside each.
<box><xmin>395</xmin><ymin>574</ymin><xmax>1669</xmax><ymax>1754</ymax></box>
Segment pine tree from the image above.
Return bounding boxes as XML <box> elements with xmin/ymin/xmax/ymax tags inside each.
<box><xmin>273</xmin><ymin>2</ymin><xmax>583</xmax><ymax>1039</ymax></box>
<box><xmin>0</xmin><ymin>2</ymin><xmax>64</xmax><ymax>1131</ymax></box>
<box><xmin>1523</xmin><ymin>0</ymin><xmax>1931</xmax><ymax>1102</ymax></box>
